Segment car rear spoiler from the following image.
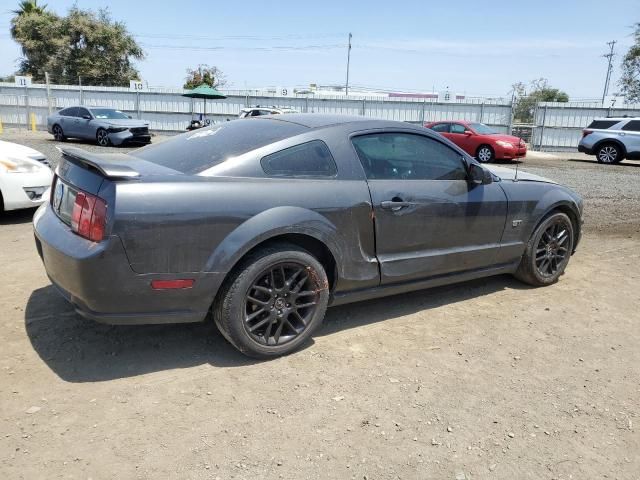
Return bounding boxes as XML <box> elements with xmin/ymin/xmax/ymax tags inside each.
<box><xmin>59</xmin><ymin>146</ymin><xmax>140</xmax><ymax>178</ymax></box>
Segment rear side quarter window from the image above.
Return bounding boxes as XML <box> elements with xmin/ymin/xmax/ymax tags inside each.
<box><xmin>586</xmin><ymin>120</ymin><xmax>619</xmax><ymax>129</ymax></box>
<box><xmin>261</xmin><ymin>140</ymin><xmax>337</xmax><ymax>177</ymax></box>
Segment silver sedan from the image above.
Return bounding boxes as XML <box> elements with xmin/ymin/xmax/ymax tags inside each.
<box><xmin>47</xmin><ymin>106</ymin><xmax>151</xmax><ymax>147</ymax></box>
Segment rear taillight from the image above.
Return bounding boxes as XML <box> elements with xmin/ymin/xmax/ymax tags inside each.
<box><xmin>582</xmin><ymin>129</ymin><xmax>593</xmax><ymax>138</ymax></box>
<box><xmin>71</xmin><ymin>191</ymin><xmax>107</xmax><ymax>242</ymax></box>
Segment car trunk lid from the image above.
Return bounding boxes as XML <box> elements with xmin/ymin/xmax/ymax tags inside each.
<box><xmin>52</xmin><ymin>147</ymin><xmax>181</xmax><ymax>229</ymax></box>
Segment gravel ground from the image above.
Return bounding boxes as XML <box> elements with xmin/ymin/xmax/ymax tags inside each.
<box><xmin>1</xmin><ymin>129</ymin><xmax>639</xmax><ymax>480</ymax></box>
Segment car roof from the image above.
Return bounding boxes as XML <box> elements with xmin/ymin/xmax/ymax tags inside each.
<box><xmin>251</xmin><ymin>113</ymin><xmax>421</xmax><ymax>130</ymax></box>
<box><xmin>592</xmin><ymin>117</ymin><xmax>638</xmax><ymax>121</ymax></box>
<box><xmin>59</xmin><ymin>106</ymin><xmax>117</xmax><ymax>110</ymax></box>
<box><xmin>427</xmin><ymin>120</ymin><xmax>471</xmax><ymax>125</ymax></box>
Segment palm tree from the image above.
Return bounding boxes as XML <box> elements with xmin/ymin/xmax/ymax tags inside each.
<box><xmin>10</xmin><ymin>0</ymin><xmax>48</xmax><ymax>39</ymax></box>
<box><xmin>12</xmin><ymin>0</ymin><xmax>47</xmax><ymax>16</ymax></box>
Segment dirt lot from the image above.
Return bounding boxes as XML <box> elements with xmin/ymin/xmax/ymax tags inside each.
<box><xmin>1</xmin><ymin>130</ymin><xmax>639</xmax><ymax>479</ymax></box>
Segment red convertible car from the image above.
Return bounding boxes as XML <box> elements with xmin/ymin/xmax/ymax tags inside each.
<box><xmin>425</xmin><ymin>121</ymin><xmax>526</xmax><ymax>163</ymax></box>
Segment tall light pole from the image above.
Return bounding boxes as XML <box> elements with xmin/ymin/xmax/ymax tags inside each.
<box><xmin>601</xmin><ymin>40</ymin><xmax>616</xmax><ymax>105</ymax></box>
<box><xmin>345</xmin><ymin>33</ymin><xmax>352</xmax><ymax>96</ymax></box>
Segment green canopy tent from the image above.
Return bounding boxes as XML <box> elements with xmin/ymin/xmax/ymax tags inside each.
<box><xmin>182</xmin><ymin>84</ymin><xmax>227</xmax><ymax>124</ymax></box>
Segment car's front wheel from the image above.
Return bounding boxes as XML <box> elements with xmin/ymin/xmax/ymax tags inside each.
<box><xmin>52</xmin><ymin>125</ymin><xmax>66</xmax><ymax>142</ymax></box>
<box><xmin>515</xmin><ymin>212</ymin><xmax>574</xmax><ymax>287</ymax></box>
<box><xmin>476</xmin><ymin>145</ymin><xmax>495</xmax><ymax>163</ymax></box>
<box><xmin>596</xmin><ymin>143</ymin><xmax>623</xmax><ymax>164</ymax></box>
<box><xmin>96</xmin><ymin>128</ymin><xmax>110</xmax><ymax>147</ymax></box>
<box><xmin>214</xmin><ymin>243</ymin><xmax>329</xmax><ymax>358</ymax></box>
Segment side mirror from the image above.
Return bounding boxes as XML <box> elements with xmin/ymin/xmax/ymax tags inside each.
<box><xmin>82</xmin><ymin>115</ymin><xmax>91</xmax><ymax>120</ymax></box>
<box><xmin>128</xmin><ymin>115</ymin><xmax>132</xmax><ymax>119</ymax></box>
<box><xmin>464</xmin><ymin>130</ymin><xmax>473</xmax><ymax>136</ymax></box>
<box><xmin>466</xmin><ymin>161</ymin><xmax>491</xmax><ymax>185</ymax></box>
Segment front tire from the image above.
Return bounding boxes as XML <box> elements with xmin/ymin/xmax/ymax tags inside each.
<box><xmin>52</xmin><ymin>124</ymin><xmax>66</xmax><ymax>142</ymax></box>
<box><xmin>214</xmin><ymin>243</ymin><xmax>329</xmax><ymax>359</ymax></box>
<box><xmin>596</xmin><ymin>143</ymin><xmax>623</xmax><ymax>164</ymax></box>
<box><xmin>96</xmin><ymin>128</ymin><xmax>110</xmax><ymax>147</ymax></box>
<box><xmin>476</xmin><ymin>145</ymin><xmax>495</xmax><ymax>163</ymax></box>
<box><xmin>515</xmin><ymin>212</ymin><xmax>574</xmax><ymax>287</ymax></box>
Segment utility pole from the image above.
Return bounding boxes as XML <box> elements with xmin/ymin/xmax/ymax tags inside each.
<box><xmin>601</xmin><ymin>40</ymin><xmax>616</xmax><ymax>105</ymax></box>
<box><xmin>345</xmin><ymin>33</ymin><xmax>352</xmax><ymax>96</ymax></box>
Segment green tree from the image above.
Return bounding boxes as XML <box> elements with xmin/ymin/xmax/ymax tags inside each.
<box><xmin>10</xmin><ymin>4</ymin><xmax>144</xmax><ymax>86</ymax></box>
<box><xmin>619</xmin><ymin>23</ymin><xmax>640</xmax><ymax>103</ymax></box>
<box><xmin>10</xmin><ymin>0</ymin><xmax>48</xmax><ymax>36</ymax></box>
<box><xmin>512</xmin><ymin>78</ymin><xmax>569</xmax><ymax>123</ymax></box>
<box><xmin>184</xmin><ymin>64</ymin><xmax>227</xmax><ymax>89</ymax></box>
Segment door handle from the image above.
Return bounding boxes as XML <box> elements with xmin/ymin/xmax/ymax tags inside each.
<box><xmin>380</xmin><ymin>198</ymin><xmax>414</xmax><ymax>211</ymax></box>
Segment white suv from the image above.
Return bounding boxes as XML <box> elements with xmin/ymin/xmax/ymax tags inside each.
<box><xmin>239</xmin><ymin>106</ymin><xmax>298</xmax><ymax>118</ymax></box>
<box><xmin>578</xmin><ymin>117</ymin><xmax>640</xmax><ymax>164</ymax></box>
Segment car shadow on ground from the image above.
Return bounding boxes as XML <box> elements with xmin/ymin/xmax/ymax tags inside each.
<box><xmin>568</xmin><ymin>158</ymin><xmax>640</xmax><ymax>168</ymax></box>
<box><xmin>493</xmin><ymin>159</ymin><xmax>524</xmax><ymax>165</ymax></box>
<box><xmin>25</xmin><ymin>275</ymin><xmax>530</xmax><ymax>383</ymax></box>
<box><xmin>0</xmin><ymin>207</ymin><xmax>37</xmax><ymax>225</ymax></box>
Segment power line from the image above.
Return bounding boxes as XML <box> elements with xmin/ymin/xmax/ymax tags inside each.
<box><xmin>601</xmin><ymin>40</ymin><xmax>616</xmax><ymax>105</ymax></box>
<box><xmin>140</xmin><ymin>43</ymin><xmax>345</xmax><ymax>52</ymax></box>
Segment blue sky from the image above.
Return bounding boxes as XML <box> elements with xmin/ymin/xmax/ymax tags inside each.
<box><xmin>0</xmin><ymin>0</ymin><xmax>637</xmax><ymax>98</ymax></box>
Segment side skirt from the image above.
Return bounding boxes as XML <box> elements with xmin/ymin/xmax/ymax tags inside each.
<box><xmin>329</xmin><ymin>261</ymin><xmax>520</xmax><ymax>307</ymax></box>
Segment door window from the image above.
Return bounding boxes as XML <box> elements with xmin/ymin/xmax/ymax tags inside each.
<box><xmin>58</xmin><ymin>107</ymin><xmax>78</xmax><ymax>117</ymax></box>
<box><xmin>621</xmin><ymin>120</ymin><xmax>640</xmax><ymax>132</ymax></box>
<box><xmin>352</xmin><ymin>133</ymin><xmax>467</xmax><ymax>181</ymax></box>
<box><xmin>76</xmin><ymin>107</ymin><xmax>91</xmax><ymax>118</ymax></box>
<box><xmin>450</xmin><ymin>123</ymin><xmax>467</xmax><ymax>134</ymax></box>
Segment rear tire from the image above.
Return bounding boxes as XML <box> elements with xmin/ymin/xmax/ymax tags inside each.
<box><xmin>515</xmin><ymin>212</ymin><xmax>574</xmax><ymax>287</ymax></box>
<box><xmin>596</xmin><ymin>143</ymin><xmax>623</xmax><ymax>164</ymax></box>
<box><xmin>214</xmin><ymin>243</ymin><xmax>329</xmax><ymax>359</ymax></box>
<box><xmin>476</xmin><ymin>145</ymin><xmax>495</xmax><ymax>163</ymax></box>
<box><xmin>96</xmin><ymin>128</ymin><xmax>110</xmax><ymax>147</ymax></box>
<box><xmin>52</xmin><ymin>124</ymin><xmax>66</xmax><ymax>142</ymax></box>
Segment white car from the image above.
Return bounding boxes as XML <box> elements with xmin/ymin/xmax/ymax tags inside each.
<box><xmin>239</xmin><ymin>106</ymin><xmax>299</xmax><ymax>118</ymax></box>
<box><xmin>0</xmin><ymin>140</ymin><xmax>53</xmax><ymax>212</ymax></box>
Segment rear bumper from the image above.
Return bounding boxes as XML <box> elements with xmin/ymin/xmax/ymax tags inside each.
<box><xmin>33</xmin><ymin>203</ymin><xmax>223</xmax><ymax>325</ymax></box>
<box><xmin>577</xmin><ymin>144</ymin><xmax>593</xmax><ymax>155</ymax></box>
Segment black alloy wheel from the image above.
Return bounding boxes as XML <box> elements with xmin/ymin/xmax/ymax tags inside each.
<box><xmin>214</xmin><ymin>243</ymin><xmax>329</xmax><ymax>358</ymax></box>
<box><xmin>96</xmin><ymin>128</ymin><xmax>110</xmax><ymax>147</ymax></box>
<box><xmin>244</xmin><ymin>262</ymin><xmax>319</xmax><ymax>346</ymax></box>
<box><xmin>52</xmin><ymin>125</ymin><xmax>65</xmax><ymax>141</ymax></box>
<box><xmin>515</xmin><ymin>212</ymin><xmax>574</xmax><ymax>286</ymax></box>
<box><xmin>534</xmin><ymin>220</ymin><xmax>571</xmax><ymax>278</ymax></box>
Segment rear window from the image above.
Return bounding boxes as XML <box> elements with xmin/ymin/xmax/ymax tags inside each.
<box><xmin>261</xmin><ymin>140</ymin><xmax>337</xmax><ymax>177</ymax></box>
<box><xmin>586</xmin><ymin>120</ymin><xmax>619</xmax><ymax>129</ymax></box>
<box><xmin>131</xmin><ymin>119</ymin><xmax>307</xmax><ymax>174</ymax></box>
<box><xmin>621</xmin><ymin>120</ymin><xmax>640</xmax><ymax>132</ymax></box>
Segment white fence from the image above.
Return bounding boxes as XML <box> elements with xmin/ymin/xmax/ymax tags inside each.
<box><xmin>4</xmin><ymin>83</ymin><xmax>640</xmax><ymax>151</ymax></box>
<box><xmin>0</xmin><ymin>82</ymin><xmax>513</xmax><ymax>134</ymax></box>
<box><xmin>532</xmin><ymin>101</ymin><xmax>640</xmax><ymax>151</ymax></box>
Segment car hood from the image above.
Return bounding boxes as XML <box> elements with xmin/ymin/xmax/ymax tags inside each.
<box><xmin>100</xmin><ymin>119</ymin><xmax>149</xmax><ymax>127</ymax></box>
<box><xmin>0</xmin><ymin>140</ymin><xmax>46</xmax><ymax>160</ymax></box>
<box><xmin>484</xmin><ymin>165</ymin><xmax>557</xmax><ymax>184</ymax></box>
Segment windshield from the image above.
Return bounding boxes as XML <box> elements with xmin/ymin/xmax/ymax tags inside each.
<box><xmin>90</xmin><ymin>108</ymin><xmax>130</xmax><ymax>120</ymax></box>
<box><xmin>131</xmin><ymin>119</ymin><xmax>307</xmax><ymax>174</ymax></box>
<box><xmin>469</xmin><ymin>122</ymin><xmax>497</xmax><ymax>135</ymax></box>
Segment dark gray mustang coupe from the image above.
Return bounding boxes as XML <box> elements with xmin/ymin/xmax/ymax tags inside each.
<box><xmin>34</xmin><ymin>115</ymin><xmax>583</xmax><ymax>358</ymax></box>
